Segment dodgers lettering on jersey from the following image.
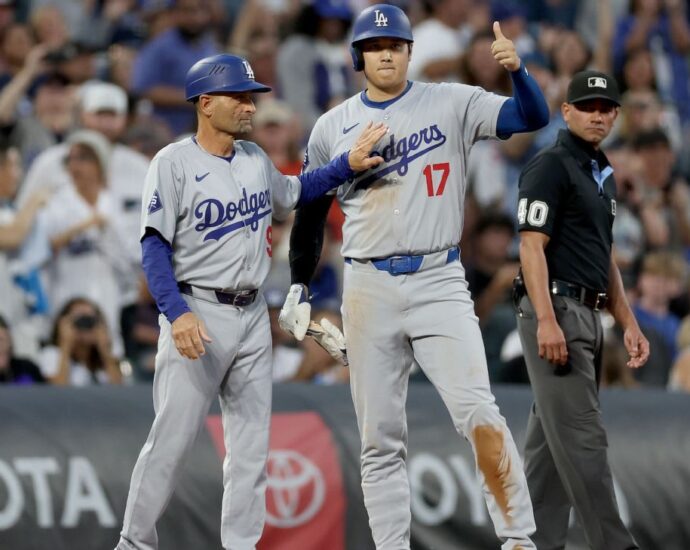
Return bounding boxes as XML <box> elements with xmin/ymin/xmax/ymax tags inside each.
<box><xmin>140</xmin><ymin>137</ymin><xmax>301</xmax><ymax>290</ymax></box>
<box><xmin>304</xmin><ymin>82</ymin><xmax>507</xmax><ymax>259</ymax></box>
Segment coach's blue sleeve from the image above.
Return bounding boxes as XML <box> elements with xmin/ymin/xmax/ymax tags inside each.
<box><xmin>141</xmin><ymin>230</ymin><xmax>190</xmax><ymax>324</ymax></box>
<box><xmin>496</xmin><ymin>64</ymin><xmax>550</xmax><ymax>138</ymax></box>
<box><xmin>297</xmin><ymin>152</ymin><xmax>354</xmax><ymax>206</ymax></box>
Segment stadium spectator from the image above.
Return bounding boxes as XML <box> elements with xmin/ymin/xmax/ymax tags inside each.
<box><xmin>19</xmin><ymin>82</ymin><xmax>149</xmax><ymax>324</ymax></box>
<box><xmin>38</xmin><ymin>297</ymin><xmax>123</xmax><ymax>385</ymax></box>
<box><xmin>669</xmin><ymin>315</ymin><xmax>690</xmax><ymax>392</ymax></box>
<box><xmin>633</xmin><ymin>250</ymin><xmax>686</xmax><ymax>385</ymax></box>
<box><xmin>632</xmin><ymin>128</ymin><xmax>690</xmax><ymax>249</ymax></box>
<box><xmin>0</xmin><ymin>137</ymin><xmax>51</xmax><ymax>359</ymax></box>
<box><xmin>277</xmin><ymin>0</ymin><xmax>354</xmax><ymax>130</ymax></box>
<box><xmin>613</xmin><ymin>0</ymin><xmax>690</xmax><ymax>123</ymax></box>
<box><xmin>41</xmin><ymin>129</ymin><xmax>130</xmax><ymax>354</ymax></box>
<box><xmin>130</xmin><ymin>0</ymin><xmax>218</xmax><ymax>135</ymax></box>
<box><xmin>407</xmin><ymin>0</ymin><xmax>472</xmax><ymax>82</ymax></box>
<box><xmin>0</xmin><ymin>315</ymin><xmax>45</xmax><ymax>384</ymax></box>
<box><xmin>250</xmin><ymin>99</ymin><xmax>302</xmax><ymax>175</ymax></box>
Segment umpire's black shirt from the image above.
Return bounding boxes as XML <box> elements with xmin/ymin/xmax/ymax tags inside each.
<box><xmin>517</xmin><ymin>129</ymin><xmax>616</xmax><ymax>292</ymax></box>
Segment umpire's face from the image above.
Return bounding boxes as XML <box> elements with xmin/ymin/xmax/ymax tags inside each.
<box><xmin>562</xmin><ymin>98</ymin><xmax>618</xmax><ymax>148</ymax></box>
<box><xmin>198</xmin><ymin>92</ymin><xmax>256</xmax><ymax>136</ymax></box>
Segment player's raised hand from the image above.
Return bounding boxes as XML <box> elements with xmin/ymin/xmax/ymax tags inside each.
<box><xmin>172</xmin><ymin>311</ymin><xmax>213</xmax><ymax>360</ymax></box>
<box><xmin>491</xmin><ymin>21</ymin><xmax>521</xmax><ymax>72</ymax></box>
<box><xmin>348</xmin><ymin>122</ymin><xmax>388</xmax><ymax>171</ymax></box>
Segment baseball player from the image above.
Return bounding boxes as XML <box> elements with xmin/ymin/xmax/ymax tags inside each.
<box><xmin>114</xmin><ymin>54</ymin><xmax>386</xmax><ymax>550</ymax></box>
<box><xmin>279</xmin><ymin>5</ymin><xmax>549</xmax><ymax>549</ymax></box>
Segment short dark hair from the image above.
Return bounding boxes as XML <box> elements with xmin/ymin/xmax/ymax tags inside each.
<box><xmin>632</xmin><ymin>128</ymin><xmax>671</xmax><ymax>150</ymax></box>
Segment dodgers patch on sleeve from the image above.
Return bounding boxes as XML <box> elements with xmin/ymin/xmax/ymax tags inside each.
<box><xmin>148</xmin><ymin>189</ymin><xmax>163</xmax><ymax>213</ymax></box>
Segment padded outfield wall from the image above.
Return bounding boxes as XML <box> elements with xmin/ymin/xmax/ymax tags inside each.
<box><xmin>0</xmin><ymin>384</ymin><xmax>688</xmax><ymax>550</ymax></box>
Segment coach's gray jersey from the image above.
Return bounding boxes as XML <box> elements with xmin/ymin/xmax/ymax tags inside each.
<box><xmin>305</xmin><ymin>81</ymin><xmax>507</xmax><ymax>259</ymax></box>
<box><xmin>141</xmin><ymin>137</ymin><xmax>301</xmax><ymax>289</ymax></box>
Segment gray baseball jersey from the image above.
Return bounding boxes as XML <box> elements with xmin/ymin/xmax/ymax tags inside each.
<box><xmin>304</xmin><ymin>82</ymin><xmax>506</xmax><ymax>259</ymax></box>
<box><xmin>118</xmin><ymin>136</ymin><xmax>302</xmax><ymax>550</ymax></box>
<box><xmin>303</xmin><ymin>81</ymin><xmax>537</xmax><ymax>549</ymax></box>
<box><xmin>140</xmin><ymin>136</ymin><xmax>301</xmax><ymax>289</ymax></box>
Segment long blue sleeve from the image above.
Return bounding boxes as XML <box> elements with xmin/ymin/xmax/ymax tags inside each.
<box><xmin>297</xmin><ymin>151</ymin><xmax>354</xmax><ymax>206</ymax></box>
<box><xmin>496</xmin><ymin>64</ymin><xmax>550</xmax><ymax>138</ymax></box>
<box><xmin>141</xmin><ymin>231</ymin><xmax>190</xmax><ymax>324</ymax></box>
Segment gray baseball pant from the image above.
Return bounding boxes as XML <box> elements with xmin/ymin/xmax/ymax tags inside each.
<box><xmin>517</xmin><ymin>294</ymin><xmax>638</xmax><ymax>550</ymax></box>
<box><xmin>342</xmin><ymin>256</ymin><xmax>536</xmax><ymax>550</ymax></box>
<box><xmin>116</xmin><ymin>294</ymin><xmax>272</xmax><ymax>550</ymax></box>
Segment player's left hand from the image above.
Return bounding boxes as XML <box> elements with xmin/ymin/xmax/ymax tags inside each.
<box><xmin>279</xmin><ymin>284</ymin><xmax>311</xmax><ymax>341</ymax></box>
<box><xmin>623</xmin><ymin>324</ymin><xmax>650</xmax><ymax>368</ymax></box>
<box><xmin>347</xmin><ymin>122</ymin><xmax>388</xmax><ymax>172</ymax></box>
<box><xmin>491</xmin><ymin>21</ymin><xmax>521</xmax><ymax>72</ymax></box>
<box><xmin>307</xmin><ymin>319</ymin><xmax>348</xmax><ymax>366</ymax></box>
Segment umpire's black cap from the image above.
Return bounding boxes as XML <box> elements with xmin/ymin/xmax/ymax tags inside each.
<box><xmin>567</xmin><ymin>70</ymin><xmax>621</xmax><ymax>106</ymax></box>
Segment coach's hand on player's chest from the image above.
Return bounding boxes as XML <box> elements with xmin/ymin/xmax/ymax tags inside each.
<box><xmin>347</xmin><ymin>122</ymin><xmax>388</xmax><ymax>172</ymax></box>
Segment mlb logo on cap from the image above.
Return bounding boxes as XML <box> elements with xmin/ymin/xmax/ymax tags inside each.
<box><xmin>567</xmin><ymin>70</ymin><xmax>621</xmax><ymax>106</ymax></box>
<box><xmin>588</xmin><ymin>77</ymin><xmax>607</xmax><ymax>89</ymax></box>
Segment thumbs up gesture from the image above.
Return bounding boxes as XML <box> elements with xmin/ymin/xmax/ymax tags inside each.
<box><xmin>491</xmin><ymin>21</ymin><xmax>521</xmax><ymax>72</ymax></box>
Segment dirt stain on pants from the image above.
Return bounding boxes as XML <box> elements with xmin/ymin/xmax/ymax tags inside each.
<box><xmin>473</xmin><ymin>424</ymin><xmax>513</xmax><ymax>525</ymax></box>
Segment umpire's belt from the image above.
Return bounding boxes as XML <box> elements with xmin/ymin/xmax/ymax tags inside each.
<box><xmin>344</xmin><ymin>247</ymin><xmax>459</xmax><ymax>275</ymax></box>
<box><xmin>551</xmin><ymin>279</ymin><xmax>608</xmax><ymax>311</ymax></box>
<box><xmin>178</xmin><ymin>282</ymin><xmax>258</xmax><ymax>307</ymax></box>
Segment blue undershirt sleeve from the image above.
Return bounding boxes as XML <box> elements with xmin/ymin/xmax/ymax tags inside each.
<box><xmin>297</xmin><ymin>151</ymin><xmax>354</xmax><ymax>206</ymax></box>
<box><xmin>496</xmin><ymin>64</ymin><xmax>550</xmax><ymax>138</ymax></box>
<box><xmin>141</xmin><ymin>230</ymin><xmax>190</xmax><ymax>324</ymax></box>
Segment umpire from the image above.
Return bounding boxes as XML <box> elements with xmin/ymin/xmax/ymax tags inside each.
<box><xmin>514</xmin><ymin>70</ymin><xmax>650</xmax><ymax>550</ymax></box>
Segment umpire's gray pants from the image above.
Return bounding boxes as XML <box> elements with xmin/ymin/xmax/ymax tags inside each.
<box><xmin>517</xmin><ymin>295</ymin><xmax>638</xmax><ymax>550</ymax></box>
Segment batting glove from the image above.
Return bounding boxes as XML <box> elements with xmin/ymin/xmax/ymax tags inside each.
<box><xmin>307</xmin><ymin>319</ymin><xmax>349</xmax><ymax>366</ymax></box>
<box><xmin>279</xmin><ymin>284</ymin><xmax>311</xmax><ymax>341</ymax></box>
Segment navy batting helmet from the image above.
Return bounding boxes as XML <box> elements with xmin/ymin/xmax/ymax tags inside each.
<box><xmin>350</xmin><ymin>3</ymin><xmax>413</xmax><ymax>72</ymax></box>
<box><xmin>184</xmin><ymin>54</ymin><xmax>271</xmax><ymax>101</ymax></box>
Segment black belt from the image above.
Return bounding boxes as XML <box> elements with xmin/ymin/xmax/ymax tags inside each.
<box><xmin>178</xmin><ymin>282</ymin><xmax>258</xmax><ymax>307</ymax></box>
<box><xmin>551</xmin><ymin>279</ymin><xmax>608</xmax><ymax>311</ymax></box>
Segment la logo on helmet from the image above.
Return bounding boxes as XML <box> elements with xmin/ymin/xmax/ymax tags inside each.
<box><xmin>374</xmin><ymin>9</ymin><xmax>388</xmax><ymax>27</ymax></box>
<box><xmin>242</xmin><ymin>60</ymin><xmax>255</xmax><ymax>80</ymax></box>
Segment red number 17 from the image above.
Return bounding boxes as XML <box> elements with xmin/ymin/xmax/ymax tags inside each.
<box><xmin>423</xmin><ymin>162</ymin><xmax>450</xmax><ymax>197</ymax></box>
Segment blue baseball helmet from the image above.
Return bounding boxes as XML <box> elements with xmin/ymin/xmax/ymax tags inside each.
<box><xmin>350</xmin><ymin>3</ymin><xmax>413</xmax><ymax>72</ymax></box>
<box><xmin>184</xmin><ymin>54</ymin><xmax>271</xmax><ymax>101</ymax></box>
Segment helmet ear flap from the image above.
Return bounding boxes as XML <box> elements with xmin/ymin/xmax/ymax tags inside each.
<box><xmin>350</xmin><ymin>45</ymin><xmax>364</xmax><ymax>72</ymax></box>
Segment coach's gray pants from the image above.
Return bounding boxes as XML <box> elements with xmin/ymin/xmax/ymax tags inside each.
<box><xmin>116</xmin><ymin>294</ymin><xmax>272</xmax><ymax>550</ymax></box>
<box><xmin>343</xmin><ymin>257</ymin><xmax>535</xmax><ymax>550</ymax></box>
<box><xmin>517</xmin><ymin>295</ymin><xmax>638</xmax><ymax>550</ymax></box>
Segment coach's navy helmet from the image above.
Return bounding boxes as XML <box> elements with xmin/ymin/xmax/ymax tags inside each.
<box><xmin>184</xmin><ymin>54</ymin><xmax>271</xmax><ymax>101</ymax></box>
<box><xmin>350</xmin><ymin>3</ymin><xmax>413</xmax><ymax>72</ymax></box>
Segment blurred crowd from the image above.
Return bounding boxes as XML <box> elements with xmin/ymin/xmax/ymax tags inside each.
<box><xmin>1</xmin><ymin>0</ymin><xmax>690</xmax><ymax>393</ymax></box>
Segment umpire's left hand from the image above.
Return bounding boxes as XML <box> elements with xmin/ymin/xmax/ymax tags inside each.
<box><xmin>623</xmin><ymin>324</ymin><xmax>650</xmax><ymax>369</ymax></box>
<box><xmin>172</xmin><ymin>312</ymin><xmax>213</xmax><ymax>360</ymax></box>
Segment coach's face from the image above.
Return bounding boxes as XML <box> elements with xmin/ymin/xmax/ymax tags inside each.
<box><xmin>361</xmin><ymin>38</ymin><xmax>411</xmax><ymax>93</ymax></box>
<box><xmin>562</xmin><ymin>98</ymin><xmax>618</xmax><ymax>148</ymax></box>
<box><xmin>201</xmin><ymin>92</ymin><xmax>256</xmax><ymax>135</ymax></box>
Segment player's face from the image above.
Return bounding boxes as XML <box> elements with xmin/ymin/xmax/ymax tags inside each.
<box><xmin>562</xmin><ymin>99</ymin><xmax>618</xmax><ymax>147</ymax></box>
<box><xmin>206</xmin><ymin>92</ymin><xmax>257</xmax><ymax>135</ymax></box>
<box><xmin>361</xmin><ymin>38</ymin><xmax>410</xmax><ymax>94</ymax></box>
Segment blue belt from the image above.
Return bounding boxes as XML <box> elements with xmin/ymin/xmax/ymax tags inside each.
<box><xmin>345</xmin><ymin>247</ymin><xmax>459</xmax><ymax>275</ymax></box>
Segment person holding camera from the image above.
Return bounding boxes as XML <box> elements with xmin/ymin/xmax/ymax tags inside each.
<box><xmin>38</xmin><ymin>297</ymin><xmax>122</xmax><ymax>386</ymax></box>
<box><xmin>514</xmin><ymin>70</ymin><xmax>649</xmax><ymax>550</ymax></box>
